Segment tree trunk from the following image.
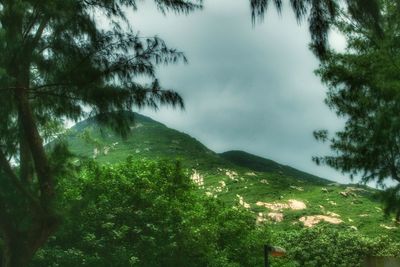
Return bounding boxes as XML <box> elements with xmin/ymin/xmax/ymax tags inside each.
<box><xmin>14</xmin><ymin>86</ymin><xmax>55</xmax><ymax>204</ymax></box>
<box><xmin>2</xmin><ymin>240</ymin><xmax>32</xmax><ymax>267</ymax></box>
<box><xmin>1</xmin><ymin>219</ymin><xmax>59</xmax><ymax>267</ymax></box>
<box><xmin>19</xmin><ymin>118</ymin><xmax>33</xmax><ymax>183</ymax></box>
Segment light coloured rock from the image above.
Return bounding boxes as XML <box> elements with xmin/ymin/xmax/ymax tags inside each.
<box><xmin>288</xmin><ymin>199</ymin><xmax>307</xmax><ymax>210</ymax></box>
<box><xmin>321</xmin><ymin>188</ymin><xmax>329</xmax><ymax>193</ymax></box>
<box><xmin>346</xmin><ymin>186</ymin><xmax>365</xmax><ymax>192</ymax></box>
<box><xmin>256</xmin><ymin>201</ymin><xmax>288</xmax><ymax>211</ymax></box>
<box><xmin>237</xmin><ymin>195</ymin><xmax>251</xmax><ymax>209</ymax></box>
<box><xmin>359</xmin><ymin>214</ymin><xmax>369</xmax><ymax>217</ymax></box>
<box><xmin>226</xmin><ymin>170</ymin><xmax>238</xmax><ymax>180</ymax></box>
<box><xmin>299</xmin><ymin>215</ymin><xmax>343</xmax><ymax>227</ymax></box>
<box><xmin>246</xmin><ymin>172</ymin><xmax>257</xmax><ymax>176</ymax></box>
<box><xmin>340</xmin><ymin>187</ymin><xmax>361</xmax><ymax>198</ymax></box>
<box><xmin>290</xmin><ymin>186</ymin><xmax>304</xmax><ymax>191</ymax></box>
<box><xmin>268</xmin><ymin>212</ymin><xmax>284</xmax><ymax>222</ymax></box>
<box><xmin>380</xmin><ymin>224</ymin><xmax>397</xmax><ymax>230</ymax></box>
<box><xmin>93</xmin><ymin>147</ymin><xmax>99</xmax><ymax>159</ymax></box>
<box><xmin>350</xmin><ymin>226</ymin><xmax>358</xmax><ymax>231</ymax></box>
<box><xmin>326</xmin><ymin>211</ymin><xmax>340</xmax><ymax>217</ymax></box>
<box><xmin>191</xmin><ymin>170</ymin><xmax>204</xmax><ymax>188</ymax></box>
<box><xmin>328</xmin><ymin>201</ymin><xmax>337</xmax><ymax>206</ymax></box>
<box><xmin>205</xmin><ymin>192</ymin><xmax>213</xmax><ymax>197</ymax></box>
<box><xmin>348</xmin><ymin>218</ymin><xmax>354</xmax><ymax>222</ymax></box>
<box><xmin>256</xmin><ymin>199</ymin><xmax>306</xmax><ymax>211</ymax></box>
<box><xmin>256</xmin><ymin>212</ymin><xmax>267</xmax><ymax>224</ymax></box>
<box><xmin>260</xmin><ymin>179</ymin><xmax>269</xmax><ymax>184</ymax></box>
<box><xmin>129</xmin><ymin>123</ymin><xmax>143</xmax><ymax>130</ymax></box>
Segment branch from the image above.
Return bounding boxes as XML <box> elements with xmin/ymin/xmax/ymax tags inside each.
<box><xmin>0</xmin><ymin>149</ymin><xmax>41</xmax><ymax>211</ymax></box>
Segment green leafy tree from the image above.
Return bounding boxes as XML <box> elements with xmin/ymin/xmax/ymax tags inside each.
<box><xmin>313</xmin><ymin>0</ymin><xmax>400</xmax><ymax>219</ymax></box>
<box><xmin>32</xmin><ymin>159</ymin><xmax>268</xmax><ymax>267</ymax></box>
<box><xmin>0</xmin><ymin>1</ymin><xmax>202</xmax><ymax>266</ymax></box>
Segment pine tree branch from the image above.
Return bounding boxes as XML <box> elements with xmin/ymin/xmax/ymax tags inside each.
<box><xmin>0</xmin><ymin>149</ymin><xmax>41</xmax><ymax>211</ymax></box>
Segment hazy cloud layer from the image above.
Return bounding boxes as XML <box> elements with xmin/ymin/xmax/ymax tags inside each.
<box><xmin>126</xmin><ymin>1</ymin><xmax>349</xmax><ymax>183</ymax></box>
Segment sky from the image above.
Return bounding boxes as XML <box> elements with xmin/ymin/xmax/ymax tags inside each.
<box><xmin>124</xmin><ymin>0</ymin><xmax>351</xmax><ymax>183</ymax></box>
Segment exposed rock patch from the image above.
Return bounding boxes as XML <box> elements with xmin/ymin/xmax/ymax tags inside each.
<box><xmin>237</xmin><ymin>195</ymin><xmax>251</xmax><ymax>209</ymax></box>
<box><xmin>191</xmin><ymin>169</ymin><xmax>204</xmax><ymax>188</ymax></box>
<box><xmin>326</xmin><ymin>211</ymin><xmax>340</xmax><ymax>217</ymax></box>
<box><xmin>290</xmin><ymin>186</ymin><xmax>304</xmax><ymax>191</ymax></box>
<box><xmin>380</xmin><ymin>224</ymin><xmax>397</xmax><ymax>230</ymax></box>
<box><xmin>299</xmin><ymin>215</ymin><xmax>343</xmax><ymax>227</ymax></box>
<box><xmin>256</xmin><ymin>199</ymin><xmax>306</xmax><ymax>211</ymax></box>
<box><xmin>288</xmin><ymin>199</ymin><xmax>307</xmax><ymax>210</ymax></box>
<box><xmin>268</xmin><ymin>212</ymin><xmax>284</xmax><ymax>222</ymax></box>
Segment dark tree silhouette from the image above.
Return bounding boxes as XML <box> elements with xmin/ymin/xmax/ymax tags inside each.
<box><xmin>249</xmin><ymin>0</ymin><xmax>381</xmax><ymax>58</ymax></box>
<box><xmin>313</xmin><ymin>0</ymin><xmax>400</xmax><ymax>219</ymax></box>
<box><xmin>0</xmin><ymin>1</ymin><xmax>201</xmax><ymax>266</ymax></box>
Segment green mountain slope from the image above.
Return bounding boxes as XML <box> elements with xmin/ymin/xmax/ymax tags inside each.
<box><xmin>63</xmin><ymin>112</ymin><xmax>400</xmax><ymax>240</ymax></box>
<box><xmin>65</xmin><ymin>112</ymin><xmax>227</xmax><ymax>170</ymax></box>
<box><xmin>220</xmin><ymin>150</ymin><xmax>330</xmax><ymax>185</ymax></box>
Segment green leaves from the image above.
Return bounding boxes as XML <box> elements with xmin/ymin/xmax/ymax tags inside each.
<box><xmin>33</xmin><ymin>159</ymin><xmax>268</xmax><ymax>267</ymax></box>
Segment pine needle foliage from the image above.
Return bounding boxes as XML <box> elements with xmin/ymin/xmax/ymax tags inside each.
<box><xmin>313</xmin><ymin>0</ymin><xmax>400</xmax><ymax>220</ymax></box>
<box><xmin>249</xmin><ymin>0</ymin><xmax>381</xmax><ymax>59</ymax></box>
<box><xmin>0</xmin><ymin>1</ymin><xmax>201</xmax><ymax>266</ymax></box>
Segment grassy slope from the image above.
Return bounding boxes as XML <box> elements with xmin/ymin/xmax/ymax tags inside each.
<box><xmin>63</xmin><ymin>112</ymin><xmax>400</xmax><ymax>240</ymax></box>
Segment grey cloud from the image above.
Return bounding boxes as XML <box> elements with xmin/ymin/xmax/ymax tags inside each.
<box><xmin>127</xmin><ymin>1</ymin><xmax>351</xmax><ymax>183</ymax></box>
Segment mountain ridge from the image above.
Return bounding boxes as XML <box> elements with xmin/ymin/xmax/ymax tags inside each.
<box><xmin>66</xmin><ymin>112</ymin><xmax>331</xmax><ymax>184</ymax></box>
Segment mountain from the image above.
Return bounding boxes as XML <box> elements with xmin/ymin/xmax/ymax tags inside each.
<box><xmin>62</xmin><ymin>112</ymin><xmax>399</xmax><ymax>239</ymax></box>
<box><xmin>65</xmin><ymin>112</ymin><xmax>227</xmax><ymax>170</ymax></box>
<box><xmin>220</xmin><ymin>150</ymin><xmax>330</xmax><ymax>185</ymax></box>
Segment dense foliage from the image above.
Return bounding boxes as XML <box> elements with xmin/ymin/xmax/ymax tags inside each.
<box><xmin>272</xmin><ymin>226</ymin><xmax>400</xmax><ymax>267</ymax></box>
<box><xmin>314</xmin><ymin>0</ymin><xmax>400</xmax><ymax>219</ymax></box>
<box><xmin>27</xmin><ymin>159</ymin><xmax>400</xmax><ymax>267</ymax></box>
<box><xmin>32</xmin><ymin>159</ymin><xmax>269</xmax><ymax>267</ymax></box>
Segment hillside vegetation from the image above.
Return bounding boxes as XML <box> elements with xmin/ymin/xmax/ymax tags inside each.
<box><xmin>60</xmin><ymin>112</ymin><xmax>400</xmax><ymax>241</ymax></box>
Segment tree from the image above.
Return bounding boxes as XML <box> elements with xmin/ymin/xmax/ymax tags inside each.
<box><xmin>313</xmin><ymin>0</ymin><xmax>400</xmax><ymax>219</ymax></box>
<box><xmin>0</xmin><ymin>0</ymin><xmax>383</xmax><ymax>266</ymax></box>
<box><xmin>32</xmin><ymin>159</ymin><xmax>268</xmax><ymax>267</ymax></box>
<box><xmin>0</xmin><ymin>1</ymin><xmax>202</xmax><ymax>266</ymax></box>
<box><xmin>249</xmin><ymin>0</ymin><xmax>382</xmax><ymax>59</ymax></box>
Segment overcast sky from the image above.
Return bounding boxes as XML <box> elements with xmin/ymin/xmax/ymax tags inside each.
<box><xmin>125</xmin><ymin>1</ymin><xmax>351</xmax><ymax>183</ymax></box>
